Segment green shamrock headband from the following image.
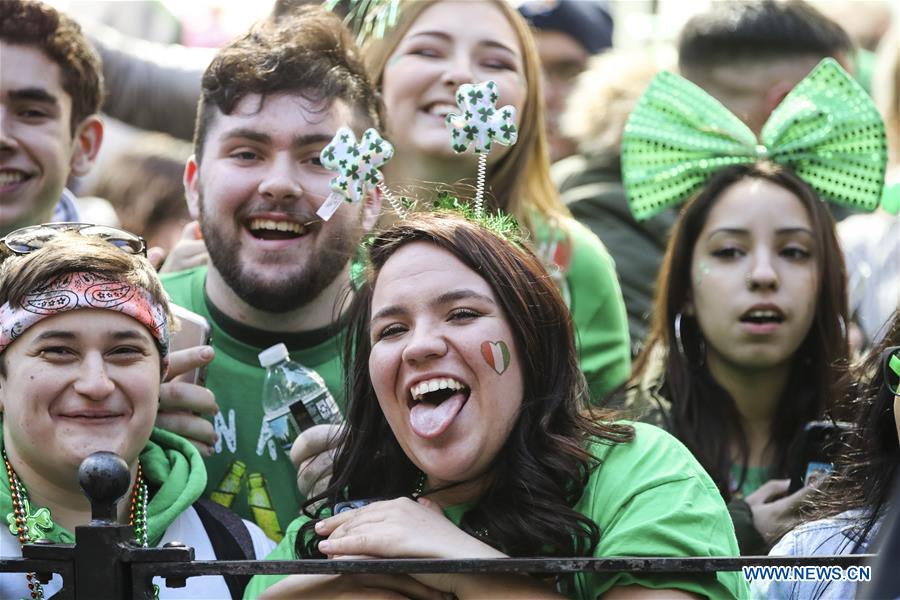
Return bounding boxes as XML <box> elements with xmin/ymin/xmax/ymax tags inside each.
<box><xmin>621</xmin><ymin>58</ymin><xmax>888</xmax><ymax>221</ymax></box>
<box><xmin>354</xmin><ymin>191</ymin><xmax>524</xmax><ymax>289</ymax></box>
<box><xmin>445</xmin><ymin>80</ymin><xmax>518</xmax><ymax>216</ymax></box>
<box><xmin>428</xmin><ymin>192</ymin><xmax>522</xmax><ymax>244</ymax></box>
<box><xmin>318</xmin><ymin>126</ymin><xmax>402</xmax><ymax>220</ymax></box>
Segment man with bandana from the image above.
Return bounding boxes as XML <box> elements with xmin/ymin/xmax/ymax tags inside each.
<box><xmin>159</xmin><ymin>8</ymin><xmax>382</xmax><ymax>540</ymax></box>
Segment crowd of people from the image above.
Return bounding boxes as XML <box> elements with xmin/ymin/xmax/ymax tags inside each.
<box><xmin>0</xmin><ymin>0</ymin><xmax>897</xmax><ymax>599</ymax></box>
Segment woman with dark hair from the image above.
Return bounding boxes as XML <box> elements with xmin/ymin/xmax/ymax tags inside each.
<box><xmin>245</xmin><ymin>211</ymin><xmax>746</xmax><ymax>599</ymax></box>
<box><xmin>614</xmin><ymin>59</ymin><xmax>888</xmax><ymax>555</ymax></box>
<box><xmin>753</xmin><ymin>309</ymin><xmax>900</xmax><ymax>599</ymax></box>
<box><xmin>621</xmin><ymin>163</ymin><xmax>853</xmax><ymax>554</ymax></box>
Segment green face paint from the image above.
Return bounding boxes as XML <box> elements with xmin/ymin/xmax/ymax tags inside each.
<box><xmin>694</xmin><ymin>261</ymin><xmax>711</xmax><ymax>286</ymax></box>
<box><xmin>481</xmin><ymin>340</ymin><xmax>510</xmax><ymax>375</ymax></box>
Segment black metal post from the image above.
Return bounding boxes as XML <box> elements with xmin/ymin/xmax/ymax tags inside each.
<box><xmin>0</xmin><ymin>450</ymin><xmax>885</xmax><ymax>595</ymax></box>
<box><xmin>72</xmin><ymin>452</ymin><xmax>135</xmax><ymax>599</ymax></box>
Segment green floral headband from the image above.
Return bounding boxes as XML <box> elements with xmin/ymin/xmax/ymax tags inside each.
<box><xmin>352</xmin><ymin>192</ymin><xmax>524</xmax><ymax>288</ymax></box>
<box><xmin>621</xmin><ymin>58</ymin><xmax>888</xmax><ymax>221</ymax></box>
<box><xmin>427</xmin><ymin>192</ymin><xmax>522</xmax><ymax>243</ymax></box>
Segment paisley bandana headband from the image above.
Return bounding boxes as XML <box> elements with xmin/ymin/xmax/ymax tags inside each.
<box><xmin>0</xmin><ymin>272</ymin><xmax>170</xmax><ymax>375</ymax></box>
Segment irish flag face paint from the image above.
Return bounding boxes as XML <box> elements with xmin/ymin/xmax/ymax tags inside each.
<box><xmin>481</xmin><ymin>340</ymin><xmax>511</xmax><ymax>375</ymax></box>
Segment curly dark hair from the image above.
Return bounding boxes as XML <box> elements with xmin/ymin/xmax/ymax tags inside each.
<box><xmin>0</xmin><ymin>0</ymin><xmax>104</xmax><ymax>133</ymax></box>
<box><xmin>193</xmin><ymin>5</ymin><xmax>382</xmax><ymax>162</ymax></box>
<box><xmin>296</xmin><ymin>211</ymin><xmax>633</xmax><ymax>562</ymax></box>
<box><xmin>803</xmin><ymin>309</ymin><xmax>900</xmax><ymax>549</ymax></box>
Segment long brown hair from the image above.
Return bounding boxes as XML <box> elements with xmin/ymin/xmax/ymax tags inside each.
<box><xmin>298</xmin><ymin>212</ymin><xmax>632</xmax><ymax>559</ymax></box>
<box><xmin>362</xmin><ymin>0</ymin><xmax>567</xmax><ymax>230</ymax></box>
<box><xmin>805</xmin><ymin>309</ymin><xmax>900</xmax><ymax>549</ymax></box>
<box><xmin>631</xmin><ymin>162</ymin><xmax>850</xmax><ymax>498</ymax></box>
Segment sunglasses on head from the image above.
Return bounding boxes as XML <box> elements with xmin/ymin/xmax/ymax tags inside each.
<box><xmin>884</xmin><ymin>345</ymin><xmax>900</xmax><ymax>397</ymax></box>
<box><xmin>0</xmin><ymin>222</ymin><xmax>147</xmax><ymax>260</ymax></box>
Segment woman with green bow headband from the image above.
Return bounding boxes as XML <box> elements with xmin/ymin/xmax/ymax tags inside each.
<box><xmin>614</xmin><ymin>58</ymin><xmax>888</xmax><ymax>555</ymax></box>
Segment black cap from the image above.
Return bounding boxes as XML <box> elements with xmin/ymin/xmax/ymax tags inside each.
<box><xmin>518</xmin><ymin>0</ymin><xmax>614</xmax><ymax>55</ymax></box>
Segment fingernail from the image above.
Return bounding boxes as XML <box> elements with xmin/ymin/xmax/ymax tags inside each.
<box><xmin>318</xmin><ymin>540</ymin><xmax>331</xmax><ymax>551</ymax></box>
<box><xmin>200</xmin><ymin>347</ymin><xmax>214</xmax><ymax>360</ymax></box>
<box><xmin>315</xmin><ymin>520</ymin><xmax>325</xmax><ymax>531</ymax></box>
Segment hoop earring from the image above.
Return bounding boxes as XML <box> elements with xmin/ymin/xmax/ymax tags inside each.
<box><xmin>674</xmin><ymin>312</ymin><xmax>706</xmax><ymax>366</ymax></box>
<box><xmin>674</xmin><ymin>312</ymin><xmax>687</xmax><ymax>357</ymax></box>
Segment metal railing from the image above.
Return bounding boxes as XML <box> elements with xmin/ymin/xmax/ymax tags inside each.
<box><xmin>0</xmin><ymin>453</ymin><xmax>878</xmax><ymax>599</ymax></box>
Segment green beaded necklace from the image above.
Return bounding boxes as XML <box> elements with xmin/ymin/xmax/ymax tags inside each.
<box><xmin>3</xmin><ymin>450</ymin><xmax>148</xmax><ymax>600</ymax></box>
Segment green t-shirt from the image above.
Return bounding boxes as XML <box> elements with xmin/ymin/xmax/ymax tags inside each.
<box><xmin>531</xmin><ymin>214</ymin><xmax>631</xmax><ymax>402</ymax></box>
<box><xmin>161</xmin><ymin>267</ymin><xmax>345</xmax><ymax>541</ymax></box>
<box><xmin>244</xmin><ymin>423</ymin><xmax>748</xmax><ymax>599</ymax></box>
<box><xmin>729</xmin><ymin>465</ymin><xmax>770</xmax><ymax>500</ymax></box>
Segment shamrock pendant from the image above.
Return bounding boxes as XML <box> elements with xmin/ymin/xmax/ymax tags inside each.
<box><xmin>8</xmin><ymin>498</ymin><xmax>54</xmax><ymax>540</ymax></box>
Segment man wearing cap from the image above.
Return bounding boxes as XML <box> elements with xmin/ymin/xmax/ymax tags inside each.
<box><xmin>518</xmin><ymin>0</ymin><xmax>613</xmax><ymax>162</ymax></box>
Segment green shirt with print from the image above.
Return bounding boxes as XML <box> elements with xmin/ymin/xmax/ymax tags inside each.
<box><xmin>161</xmin><ymin>266</ymin><xmax>345</xmax><ymax>541</ymax></box>
<box><xmin>244</xmin><ymin>422</ymin><xmax>748</xmax><ymax>599</ymax></box>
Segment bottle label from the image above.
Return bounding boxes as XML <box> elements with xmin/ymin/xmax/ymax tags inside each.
<box><xmin>301</xmin><ymin>389</ymin><xmax>341</xmax><ymax>425</ymax></box>
<box><xmin>263</xmin><ymin>405</ymin><xmax>301</xmax><ymax>452</ymax></box>
<box><xmin>288</xmin><ymin>398</ymin><xmax>317</xmax><ymax>432</ymax></box>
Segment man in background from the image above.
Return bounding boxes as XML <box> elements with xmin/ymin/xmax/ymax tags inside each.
<box><xmin>518</xmin><ymin>0</ymin><xmax>613</xmax><ymax>163</ymax></box>
<box><xmin>678</xmin><ymin>0</ymin><xmax>853</xmax><ymax>135</ymax></box>
<box><xmin>0</xmin><ymin>0</ymin><xmax>104</xmax><ymax>235</ymax></box>
<box><xmin>159</xmin><ymin>7</ymin><xmax>382</xmax><ymax>541</ymax></box>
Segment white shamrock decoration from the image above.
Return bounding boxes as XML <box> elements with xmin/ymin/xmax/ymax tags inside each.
<box><xmin>445</xmin><ymin>80</ymin><xmax>518</xmax><ymax>154</ymax></box>
<box><xmin>317</xmin><ymin>127</ymin><xmax>394</xmax><ymax>220</ymax></box>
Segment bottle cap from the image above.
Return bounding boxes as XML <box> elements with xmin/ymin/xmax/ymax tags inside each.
<box><xmin>258</xmin><ymin>343</ymin><xmax>289</xmax><ymax>367</ymax></box>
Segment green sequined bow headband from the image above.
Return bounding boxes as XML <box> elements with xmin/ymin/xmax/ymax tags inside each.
<box><xmin>621</xmin><ymin>58</ymin><xmax>888</xmax><ymax>221</ymax></box>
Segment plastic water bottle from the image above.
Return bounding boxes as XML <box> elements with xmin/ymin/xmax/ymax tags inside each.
<box><xmin>258</xmin><ymin>343</ymin><xmax>341</xmax><ymax>452</ymax></box>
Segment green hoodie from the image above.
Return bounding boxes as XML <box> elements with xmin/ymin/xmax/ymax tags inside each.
<box><xmin>0</xmin><ymin>427</ymin><xmax>207</xmax><ymax>546</ymax></box>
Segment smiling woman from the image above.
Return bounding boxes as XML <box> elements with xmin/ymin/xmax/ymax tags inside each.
<box><xmin>362</xmin><ymin>0</ymin><xmax>632</xmax><ymax>403</ymax></box>
<box><xmin>0</xmin><ymin>230</ymin><xmax>273</xmax><ymax>599</ymax></box>
<box><xmin>245</xmin><ymin>211</ymin><xmax>748</xmax><ymax>600</ymax></box>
